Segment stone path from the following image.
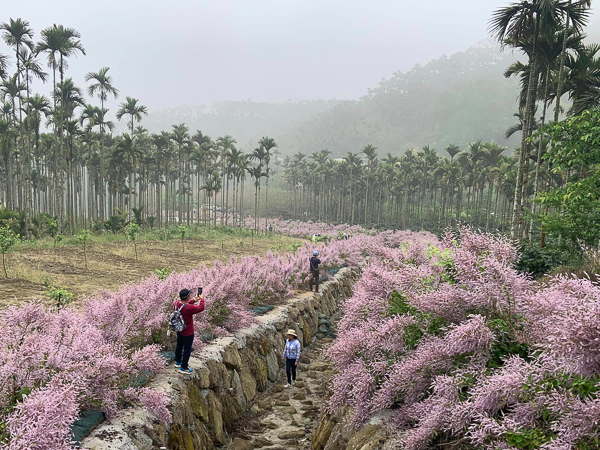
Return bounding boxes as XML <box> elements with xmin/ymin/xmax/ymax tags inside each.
<box><xmin>226</xmin><ymin>337</ymin><xmax>336</xmax><ymax>450</ymax></box>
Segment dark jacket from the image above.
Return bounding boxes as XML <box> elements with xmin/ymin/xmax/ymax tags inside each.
<box><xmin>310</xmin><ymin>256</ymin><xmax>321</xmax><ymax>271</ymax></box>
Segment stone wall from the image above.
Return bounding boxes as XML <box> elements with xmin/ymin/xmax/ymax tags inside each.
<box><xmin>312</xmin><ymin>409</ymin><xmax>391</xmax><ymax>450</ymax></box>
<box><xmin>82</xmin><ymin>266</ymin><xmax>361</xmax><ymax>450</ymax></box>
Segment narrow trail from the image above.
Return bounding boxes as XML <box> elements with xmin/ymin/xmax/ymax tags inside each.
<box><xmin>226</xmin><ymin>337</ymin><xmax>336</xmax><ymax>450</ymax></box>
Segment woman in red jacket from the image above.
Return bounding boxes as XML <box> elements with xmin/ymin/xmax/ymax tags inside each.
<box><xmin>174</xmin><ymin>288</ymin><xmax>205</xmax><ymax>374</ymax></box>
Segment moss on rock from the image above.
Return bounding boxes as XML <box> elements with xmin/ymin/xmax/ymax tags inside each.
<box><xmin>187</xmin><ymin>384</ymin><xmax>209</xmax><ymax>423</ymax></box>
<box><xmin>167</xmin><ymin>425</ymin><xmax>195</xmax><ymax>450</ymax></box>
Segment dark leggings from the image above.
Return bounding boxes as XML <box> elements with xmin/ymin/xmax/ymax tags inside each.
<box><xmin>309</xmin><ymin>269</ymin><xmax>320</xmax><ymax>291</ymax></box>
<box><xmin>175</xmin><ymin>333</ymin><xmax>194</xmax><ymax>369</ymax></box>
<box><xmin>286</xmin><ymin>358</ymin><xmax>297</xmax><ymax>384</ymax></box>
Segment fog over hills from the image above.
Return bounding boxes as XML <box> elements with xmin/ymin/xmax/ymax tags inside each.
<box><xmin>138</xmin><ymin>99</ymin><xmax>341</xmax><ymax>152</ymax></box>
<box><xmin>139</xmin><ymin>41</ymin><xmax>519</xmax><ymax>156</ymax></box>
<box><xmin>279</xmin><ymin>41</ymin><xmax>521</xmax><ymax>156</ymax></box>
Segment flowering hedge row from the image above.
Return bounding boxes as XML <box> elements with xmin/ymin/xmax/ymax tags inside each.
<box><xmin>327</xmin><ymin>228</ymin><xmax>600</xmax><ymax>450</ymax></box>
<box><xmin>0</xmin><ymin>229</ymin><xmax>381</xmax><ymax>450</ymax></box>
<box><xmin>245</xmin><ymin>218</ymin><xmax>369</xmax><ymax>239</ymax></box>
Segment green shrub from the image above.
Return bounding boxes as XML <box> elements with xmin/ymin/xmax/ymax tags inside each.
<box><xmin>126</xmin><ymin>223</ymin><xmax>140</xmax><ymax>260</ymax></box>
<box><xmin>504</xmin><ymin>428</ymin><xmax>554</xmax><ymax>450</ymax></box>
<box><xmin>0</xmin><ymin>225</ymin><xmax>19</xmax><ymax>278</ymax></box>
<box><xmin>516</xmin><ymin>245</ymin><xmax>574</xmax><ymax>278</ymax></box>
<box><xmin>104</xmin><ymin>210</ymin><xmax>128</xmax><ymax>233</ymax></box>
<box><xmin>45</xmin><ymin>286</ymin><xmax>74</xmax><ymax>310</ymax></box>
<box><xmin>155</xmin><ymin>267</ymin><xmax>172</xmax><ymax>280</ymax></box>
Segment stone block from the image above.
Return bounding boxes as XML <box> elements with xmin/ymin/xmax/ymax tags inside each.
<box><xmin>196</xmin><ymin>367</ymin><xmax>210</xmax><ymax>389</ymax></box>
<box><xmin>221</xmin><ymin>392</ymin><xmax>242</xmax><ymax>428</ymax></box>
<box><xmin>346</xmin><ymin>424</ymin><xmax>382</xmax><ymax>450</ymax></box>
<box><xmin>167</xmin><ymin>425</ymin><xmax>195</xmax><ymax>450</ymax></box>
<box><xmin>206</xmin><ymin>359</ymin><xmax>230</xmax><ymax>390</ymax></box>
<box><xmin>191</xmin><ymin>419</ymin><xmax>214</xmax><ymax>450</ymax></box>
<box><xmin>274</xmin><ymin>333</ymin><xmax>286</xmax><ymax>361</ymax></box>
<box><xmin>258</xmin><ymin>336</ymin><xmax>270</xmax><ymax>356</ymax></box>
<box><xmin>232</xmin><ymin>437</ymin><xmax>253</xmax><ymax>450</ymax></box>
<box><xmin>206</xmin><ymin>391</ymin><xmax>225</xmax><ymax>445</ymax></box>
<box><xmin>279</xmin><ymin>429</ymin><xmax>305</xmax><ymax>439</ymax></box>
<box><xmin>221</xmin><ymin>343</ymin><xmax>242</xmax><ymax>370</ymax></box>
<box><xmin>289</xmin><ymin>307</ymin><xmax>300</xmax><ymax>319</ymax></box>
<box><xmin>171</xmin><ymin>392</ymin><xmax>195</xmax><ymax>427</ymax></box>
<box><xmin>239</xmin><ymin>368</ymin><xmax>257</xmax><ymax>401</ymax></box>
<box><xmin>253</xmin><ymin>357</ymin><xmax>268</xmax><ymax>391</ymax></box>
<box><xmin>231</xmin><ymin>369</ymin><xmax>247</xmax><ymax>409</ymax></box>
<box><xmin>266</xmin><ymin>349</ymin><xmax>279</xmax><ymax>382</ymax></box>
<box><xmin>292</xmin><ymin>392</ymin><xmax>306</xmax><ymax>400</ymax></box>
<box><xmin>253</xmin><ymin>436</ymin><xmax>273</xmax><ymax>448</ymax></box>
<box><xmin>302</xmin><ymin>320</ymin><xmax>312</xmax><ymax>346</ymax></box>
<box><xmin>187</xmin><ymin>384</ymin><xmax>209</xmax><ymax>423</ymax></box>
<box><xmin>143</xmin><ymin>422</ymin><xmax>166</xmax><ymax>448</ymax></box>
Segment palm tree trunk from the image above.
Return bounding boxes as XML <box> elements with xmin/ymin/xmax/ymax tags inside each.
<box><xmin>365</xmin><ymin>177</ymin><xmax>369</xmax><ymax>226</ymax></box>
<box><xmin>241</xmin><ymin>176</ymin><xmax>245</xmax><ymax>227</ymax></box>
<box><xmin>494</xmin><ymin>183</ymin><xmax>501</xmax><ymax>230</ymax></box>
<box><xmin>554</xmin><ymin>2</ymin><xmax>572</xmax><ymax>123</ymax></box>
<box><xmin>214</xmin><ymin>190</ymin><xmax>218</xmax><ymax>228</ymax></box>
<box><xmin>486</xmin><ymin>180</ymin><xmax>494</xmax><ymax>232</ymax></box>
<box><xmin>178</xmin><ymin>148</ymin><xmax>182</xmax><ymax>224</ymax></box>
<box><xmin>165</xmin><ymin>171</ymin><xmax>169</xmax><ymax>228</ymax></box>
<box><xmin>511</xmin><ymin>14</ymin><xmax>541</xmax><ymax>240</ymax></box>
<box><xmin>225</xmin><ymin>172</ymin><xmax>230</xmax><ymax>227</ymax></box>
<box><xmin>528</xmin><ymin>67</ymin><xmax>552</xmax><ymax>243</ymax></box>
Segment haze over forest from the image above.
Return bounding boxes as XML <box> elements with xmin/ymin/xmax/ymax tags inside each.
<box><xmin>4</xmin><ymin>0</ymin><xmax>600</xmax><ymax>156</ymax></box>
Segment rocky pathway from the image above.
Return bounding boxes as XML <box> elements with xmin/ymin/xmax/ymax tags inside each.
<box><xmin>225</xmin><ymin>337</ymin><xmax>336</xmax><ymax>450</ymax></box>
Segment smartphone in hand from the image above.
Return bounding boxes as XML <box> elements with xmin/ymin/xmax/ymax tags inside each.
<box><xmin>197</xmin><ymin>287</ymin><xmax>203</xmax><ymax>296</ymax></box>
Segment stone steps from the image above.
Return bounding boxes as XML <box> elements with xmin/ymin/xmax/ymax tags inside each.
<box><xmin>228</xmin><ymin>340</ymin><xmax>335</xmax><ymax>450</ymax></box>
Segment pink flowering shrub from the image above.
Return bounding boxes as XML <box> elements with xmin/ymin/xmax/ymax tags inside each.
<box><xmin>7</xmin><ymin>377</ymin><xmax>80</xmax><ymax>450</ymax></box>
<box><xmin>138</xmin><ymin>388</ymin><xmax>172</xmax><ymax>424</ymax></box>
<box><xmin>0</xmin><ymin>224</ymin><xmax>376</xmax><ymax>448</ymax></box>
<box><xmin>245</xmin><ymin>218</ymin><xmax>368</xmax><ymax>239</ymax></box>
<box><xmin>328</xmin><ymin>227</ymin><xmax>600</xmax><ymax>450</ymax></box>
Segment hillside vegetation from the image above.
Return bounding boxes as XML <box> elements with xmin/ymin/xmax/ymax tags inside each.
<box><xmin>280</xmin><ymin>42</ymin><xmax>520</xmax><ymax>156</ymax></box>
<box><xmin>142</xmin><ymin>42</ymin><xmax>520</xmax><ymax>156</ymax></box>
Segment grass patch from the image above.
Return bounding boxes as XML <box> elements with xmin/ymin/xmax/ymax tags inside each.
<box><xmin>11</xmin><ymin>225</ymin><xmax>288</xmax><ymax>252</ymax></box>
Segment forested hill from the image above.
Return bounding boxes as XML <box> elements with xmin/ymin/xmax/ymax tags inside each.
<box><xmin>279</xmin><ymin>41</ymin><xmax>520</xmax><ymax>156</ymax></box>
<box><xmin>141</xmin><ymin>42</ymin><xmax>520</xmax><ymax>156</ymax></box>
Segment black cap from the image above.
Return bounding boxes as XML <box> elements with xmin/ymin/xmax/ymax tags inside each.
<box><xmin>179</xmin><ymin>289</ymin><xmax>191</xmax><ymax>300</ymax></box>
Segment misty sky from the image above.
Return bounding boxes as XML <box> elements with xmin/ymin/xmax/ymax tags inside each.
<box><xmin>2</xmin><ymin>0</ymin><xmax>600</xmax><ymax>113</ymax></box>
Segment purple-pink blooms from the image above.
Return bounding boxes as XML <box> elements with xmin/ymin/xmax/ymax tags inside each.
<box><xmin>0</xmin><ymin>226</ymin><xmax>376</xmax><ymax>448</ymax></box>
<box><xmin>328</xmin><ymin>227</ymin><xmax>600</xmax><ymax>449</ymax></box>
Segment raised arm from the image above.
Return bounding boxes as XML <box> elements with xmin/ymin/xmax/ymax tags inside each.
<box><xmin>187</xmin><ymin>297</ymin><xmax>205</xmax><ymax>314</ymax></box>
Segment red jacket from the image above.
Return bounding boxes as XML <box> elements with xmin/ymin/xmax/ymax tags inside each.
<box><xmin>174</xmin><ymin>298</ymin><xmax>205</xmax><ymax>336</ymax></box>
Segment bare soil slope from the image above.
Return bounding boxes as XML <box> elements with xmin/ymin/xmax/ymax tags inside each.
<box><xmin>0</xmin><ymin>235</ymin><xmax>298</xmax><ymax>306</ymax></box>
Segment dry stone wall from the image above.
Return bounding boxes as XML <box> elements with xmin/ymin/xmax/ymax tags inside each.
<box><xmin>82</xmin><ymin>267</ymin><xmax>361</xmax><ymax>450</ymax></box>
<box><xmin>312</xmin><ymin>409</ymin><xmax>391</xmax><ymax>450</ymax></box>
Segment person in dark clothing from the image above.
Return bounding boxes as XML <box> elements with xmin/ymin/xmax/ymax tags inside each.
<box><xmin>309</xmin><ymin>250</ymin><xmax>321</xmax><ymax>293</ymax></box>
<box><xmin>174</xmin><ymin>288</ymin><xmax>205</xmax><ymax>374</ymax></box>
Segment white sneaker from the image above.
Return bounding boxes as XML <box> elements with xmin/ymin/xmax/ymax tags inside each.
<box><xmin>284</xmin><ymin>384</ymin><xmax>291</xmax><ymax>389</ymax></box>
<box><xmin>292</xmin><ymin>380</ymin><xmax>296</xmax><ymax>386</ymax></box>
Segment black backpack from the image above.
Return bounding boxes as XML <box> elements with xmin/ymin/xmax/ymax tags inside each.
<box><xmin>168</xmin><ymin>303</ymin><xmax>186</xmax><ymax>332</ymax></box>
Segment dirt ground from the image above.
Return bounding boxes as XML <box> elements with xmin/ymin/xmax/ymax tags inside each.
<box><xmin>0</xmin><ymin>234</ymin><xmax>299</xmax><ymax>307</ymax></box>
